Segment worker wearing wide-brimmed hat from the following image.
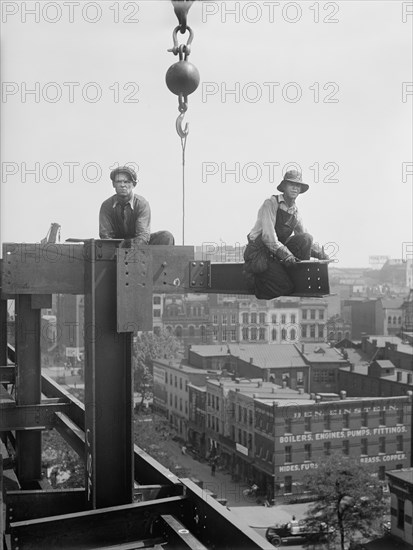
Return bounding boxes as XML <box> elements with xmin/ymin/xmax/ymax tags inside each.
<box><xmin>99</xmin><ymin>165</ymin><xmax>174</xmax><ymax>246</ymax></box>
<box><xmin>243</xmin><ymin>169</ymin><xmax>328</xmax><ymax>299</ymax></box>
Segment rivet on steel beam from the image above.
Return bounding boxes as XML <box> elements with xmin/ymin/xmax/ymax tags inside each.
<box><xmin>162</xmin><ymin>262</ymin><xmax>168</xmax><ymax>267</ymax></box>
<box><xmin>192</xmin><ymin>262</ymin><xmax>196</xmax><ymax>266</ymax></box>
<box><xmin>191</xmin><ymin>280</ymin><xmax>196</xmax><ymax>285</ymax></box>
<box><xmin>200</xmin><ymin>262</ymin><xmax>204</xmax><ymax>266</ymax></box>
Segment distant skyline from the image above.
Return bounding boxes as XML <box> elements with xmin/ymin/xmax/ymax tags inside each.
<box><xmin>1</xmin><ymin>1</ymin><xmax>412</xmax><ymax>268</ymax></box>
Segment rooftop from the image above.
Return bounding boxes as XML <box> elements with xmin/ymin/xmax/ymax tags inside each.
<box><xmin>386</xmin><ymin>468</ymin><xmax>413</xmax><ymax>485</ymax></box>
<box><xmin>300</xmin><ymin>343</ymin><xmax>349</xmax><ymax>364</ymax></box>
<box><xmin>190</xmin><ymin>344</ymin><xmax>307</xmax><ymax>369</ymax></box>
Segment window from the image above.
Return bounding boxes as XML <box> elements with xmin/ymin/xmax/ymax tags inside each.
<box><xmin>153</xmin><ymin>309</ymin><xmax>161</xmax><ymax>317</ymax></box>
<box><xmin>174</xmin><ymin>395</ymin><xmax>177</xmax><ymax>408</ymax></box>
<box><xmin>272</xmin><ymin>314</ymin><xmax>277</xmax><ymax>323</ymax></box>
<box><xmin>361</xmin><ymin>438</ymin><xmax>368</xmax><ymax>455</ymax></box>
<box><xmin>222</xmin><ymin>314</ymin><xmax>227</xmax><ymax>325</ymax></box>
<box><xmin>175</xmin><ymin>326</ymin><xmax>182</xmax><ymax>337</ymax></box>
<box><xmin>259</xmin><ymin>328</ymin><xmax>266</xmax><ymax>340</ymax></box>
<box><xmin>297</xmin><ymin>371</ymin><xmax>304</xmax><ymax>386</ymax></box>
<box><xmin>302</xmin><ymin>310</ymin><xmax>308</xmax><ymax>320</ymax></box>
<box><xmin>310</xmin><ymin>310</ymin><xmax>316</xmax><ymax>320</ymax></box>
<box><xmin>242</xmin><ymin>328</ymin><xmax>249</xmax><ymax>341</ymax></box>
<box><xmin>259</xmin><ymin>312</ymin><xmax>266</xmax><ymax>324</ymax></box>
<box><xmin>398</xmin><ymin>408</ymin><xmax>404</xmax><ymax>424</ymax></box>
<box><xmin>362</xmin><ymin>411</ymin><xmax>368</xmax><ymax>427</ymax></box>
<box><xmin>251</xmin><ymin>313</ymin><xmax>257</xmax><ymax>324</ymax></box>
<box><xmin>174</xmin><ymin>376</ymin><xmax>177</xmax><ymax>388</ymax></box>
<box><xmin>319</xmin><ymin>310</ymin><xmax>324</xmax><ymax>320</ymax></box>
<box><xmin>378</xmin><ymin>466</ymin><xmax>385</xmax><ymax>481</ymax></box>
<box><xmin>238</xmin><ymin>405</ymin><xmax>242</xmax><ymax>422</ymax></box>
<box><xmin>284</xmin><ymin>476</ymin><xmax>292</xmax><ymax>494</ymax></box>
<box><xmin>242</xmin><ymin>313</ymin><xmax>248</xmax><ymax>324</ymax></box>
<box><xmin>185</xmin><ymin>380</ymin><xmax>188</xmax><ymax>392</ymax></box>
<box><xmin>189</xmin><ymin>325</ymin><xmax>195</xmax><ymax>336</ymax></box>
<box><xmin>304</xmin><ymin>444</ymin><xmax>312</xmax><ymax>461</ymax></box>
<box><xmin>213</xmin><ymin>315</ymin><xmax>218</xmax><ymax>324</ymax></box>
<box><xmin>304</xmin><ymin>416</ymin><xmax>312</xmax><ymax>432</ymax></box>
<box><xmin>285</xmin><ymin>446</ymin><xmax>292</xmax><ymax>463</ymax></box>
<box><xmin>230</xmin><ymin>329</ymin><xmax>237</xmax><ymax>341</ymax></box>
<box><xmin>247</xmin><ymin>433</ymin><xmax>252</xmax><ymax>449</ymax></box>
<box><xmin>179</xmin><ymin>398</ymin><xmax>182</xmax><ymax>411</ymax></box>
<box><xmin>324</xmin><ymin>442</ymin><xmax>331</xmax><ymax>456</ymax></box>
<box><xmin>318</xmin><ymin>325</ymin><xmax>324</xmax><ymax>338</ymax></box>
<box><xmin>222</xmin><ymin>328</ymin><xmax>227</xmax><ymax>341</ymax></box>
<box><xmin>153</xmin><ymin>296</ymin><xmax>161</xmax><ymax>305</ymax></box>
<box><xmin>379</xmin><ymin>437</ymin><xmax>386</xmax><ymax>453</ymax></box>
<box><xmin>281</xmin><ymin>328</ymin><xmax>287</xmax><ymax>341</ymax></box>
<box><xmin>397</xmin><ymin>435</ymin><xmax>403</xmax><ymax>452</ymax></box>
<box><xmin>388</xmin><ymin>315</ymin><xmax>392</xmax><ymax>324</ymax></box>
<box><xmin>169</xmin><ymin>394</ymin><xmax>172</xmax><ymax>405</ymax></box>
<box><xmin>285</xmin><ymin>418</ymin><xmax>292</xmax><ymax>433</ymax></box>
<box><xmin>231</xmin><ymin>314</ymin><xmax>236</xmax><ymax>324</ymax></box>
<box><xmin>342</xmin><ymin>440</ymin><xmax>349</xmax><ymax>456</ymax></box>
<box><xmin>291</xmin><ymin>314</ymin><xmax>296</xmax><ymax>324</ymax></box>
<box><xmin>302</xmin><ymin>325</ymin><xmax>307</xmax><ymax>338</ymax></box>
<box><xmin>248</xmin><ymin>409</ymin><xmax>253</xmax><ymax>426</ymax></box>
<box><xmin>243</xmin><ymin>408</ymin><xmax>247</xmax><ymax>424</ymax></box>
<box><xmin>169</xmin><ymin>374</ymin><xmax>173</xmax><ymax>385</ymax></box>
<box><xmin>238</xmin><ymin>429</ymin><xmax>242</xmax><ymax>443</ymax></box>
<box><xmin>281</xmin><ymin>314</ymin><xmax>286</xmax><ymax>324</ymax></box>
<box><xmin>271</xmin><ymin>328</ymin><xmax>277</xmax><ymax>341</ymax></box>
<box><xmin>324</xmin><ymin>414</ymin><xmax>331</xmax><ymax>430</ymax></box>
<box><xmin>379</xmin><ymin>410</ymin><xmax>386</xmax><ymax>426</ymax></box>
<box><xmin>179</xmin><ymin>378</ymin><xmax>182</xmax><ymax>390</ymax></box>
<box><xmin>213</xmin><ymin>326</ymin><xmax>218</xmax><ymax>341</ymax></box>
<box><xmin>250</xmin><ymin>328</ymin><xmax>257</xmax><ymax>340</ymax></box>
<box><xmin>393</xmin><ymin>316</ymin><xmax>397</xmax><ymax>325</ymax></box>
<box><xmin>310</xmin><ymin>325</ymin><xmax>316</xmax><ymax>338</ymax></box>
<box><xmin>343</xmin><ymin>412</ymin><xmax>350</xmax><ymax>429</ymax></box>
<box><xmin>290</xmin><ymin>328</ymin><xmax>296</xmax><ymax>341</ymax></box>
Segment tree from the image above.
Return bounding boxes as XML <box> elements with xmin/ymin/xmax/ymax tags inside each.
<box><xmin>133</xmin><ymin>329</ymin><xmax>181</xmax><ymax>411</ymax></box>
<box><xmin>303</xmin><ymin>454</ymin><xmax>387</xmax><ymax>550</ymax></box>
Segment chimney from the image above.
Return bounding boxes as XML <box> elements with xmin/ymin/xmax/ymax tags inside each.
<box><xmin>407</xmin><ymin>373</ymin><xmax>413</xmax><ymax>384</ymax></box>
<box><xmin>350</xmin><ymin>364</ymin><xmax>355</xmax><ymax>372</ymax></box>
<box><xmin>250</xmin><ymin>357</ymin><xmax>253</xmax><ymax>364</ymax></box>
<box><xmin>282</xmin><ymin>381</ymin><xmax>287</xmax><ymax>389</ymax></box>
<box><xmin>315</xmin><ymin>395</ymin><xmax>321</xmax><ymax>402</ymax></box>
<box><xmin>310</xmin><ymin>393</ymin><xmax>315</xmax><ymax>400</ymax></box>
<box><xmin>340</xmin><ymin>390</ymin><xmax>347</xmax><ymax>400</ymax></box>
<box><xmin>397</xmin><ymin>372</ymin><xmax>402</xmax><ymax>382</ymax></box>
<box><xmin>301</xmin><ymin>344</ymin><xmax>305</xmax><ymax>354</ymax></box>
<box><xmin>298</xmin><ymin>388</ymin><xmax>304</xmax><ymax>395</ymax></box>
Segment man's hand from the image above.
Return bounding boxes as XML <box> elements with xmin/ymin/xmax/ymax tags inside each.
<box><xmin>120</xmin><ymin>238</ymin><xmax>132</xmax><ymax>249</ymax></box>
<box><xmin>283</xmin><ymin>255</ymin><xmax>297</xmax><ymax>266</ymax></box>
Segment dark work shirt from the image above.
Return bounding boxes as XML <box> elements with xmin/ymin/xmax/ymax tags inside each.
<box><xmin>99</xmin><ymin>194</ymin><xmax>151</xmax><ymax>243</ymax></box>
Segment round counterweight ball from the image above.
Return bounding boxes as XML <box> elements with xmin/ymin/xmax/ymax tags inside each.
<box><xmin>165</xmin><ymin>61</ymin><xmax>200</xmax><ymax>96</ymax></box>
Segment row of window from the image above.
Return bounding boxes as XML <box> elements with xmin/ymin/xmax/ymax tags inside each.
<box><xmin>388</xmin><ymin>316</ymin><xmax>402</xmax><ymax>325</ymax></box>
<box><xmin>284</xmin><ymin>436</ymin><xmax>404</xmax><ymax>462</ymax></box>
<box><xmin>169</xmin><ymin>393</ymin><xmax>188</xmax><ymax>413</ymax></box>
<box><xmin>166</xmin><ymin>373</ymin><xmax>189</xmax><ymax>392</ymax></box>
<box><xmin>302</xmin><ymin>309</ymin><xmax>325</xmax><ymax>320</ymax></box>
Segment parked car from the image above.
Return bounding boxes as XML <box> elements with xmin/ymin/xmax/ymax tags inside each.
<box><xmin>265</xmin><ymin>519</ymin><xmax>333</xmax><ymax>547</ymax></box>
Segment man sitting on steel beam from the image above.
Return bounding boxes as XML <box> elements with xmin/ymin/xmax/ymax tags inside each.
<box><xmin>99</xmin><ymin>166</ymin><xmax>175</xmax><ymax>246</ymax></box>
<box><xmin>243</xmin><ymin>169</ymin><xmax>328</xmax><ymax>299</ymax></box>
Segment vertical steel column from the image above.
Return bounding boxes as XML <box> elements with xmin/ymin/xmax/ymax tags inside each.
<box><xmin>0</xmin><ymin>297</ymin><xmax>7</xmax><ymax>368</ymax></box>
<box><xmin>84</xmin><ymin>240</ymin><xmax>134</xmax><ymax>509</ymax></box>
<box><xmin>15</xmin><ymin>295</ymin><xmax>42</xmax><ymax>485</ymax></box>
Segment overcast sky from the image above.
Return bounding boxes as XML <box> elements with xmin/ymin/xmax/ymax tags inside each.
<box><xmin>1</xmin><ymin>1</ymin><xmax>412</xmax><ymax>267</ymax></box>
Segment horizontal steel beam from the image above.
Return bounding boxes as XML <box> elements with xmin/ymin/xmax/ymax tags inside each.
<box><xmin>6</xmin><ymin>489</ymin><xmax>87</xmax><ymax>528</ymax></box>
<box><xmin>9</xmin><ymin>495</ymin><xmax>186</xmax><ymax>549</ymax></box>
<box><xmin>0</xmin><ymin>402</ymin><xmax>70</xmax><ymax>431</ymax></box>
<box><xmin>189</xmin><ymin>261</ymin><xmax>330</xmax><ymax>297</ymax></box>
<box><xmin>158</xmin><ymin>514</ymin><xmax>208</xmax><ymax>549</ymax></box>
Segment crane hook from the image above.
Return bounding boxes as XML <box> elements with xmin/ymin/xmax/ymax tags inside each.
<box><xmin>176</xmin><ymin>111</ymin><xmax>189</xmax><ymax>139</ymax></box>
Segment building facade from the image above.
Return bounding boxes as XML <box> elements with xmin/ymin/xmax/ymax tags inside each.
<box><xmin>386</xmin><ymin>468</ymin><xmax>413</xmax><ymax>547</ymax></box>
